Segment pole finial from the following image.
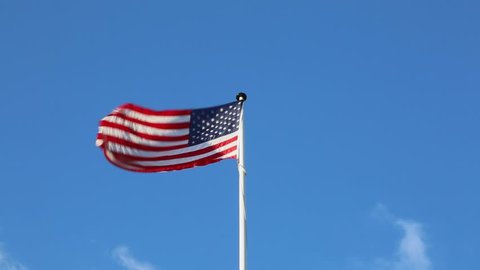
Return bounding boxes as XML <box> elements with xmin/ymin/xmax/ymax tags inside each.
<box><xmin>236</xmin><ymin>92</ymin><xmax>247</xmax><ymax>102</ymax></box>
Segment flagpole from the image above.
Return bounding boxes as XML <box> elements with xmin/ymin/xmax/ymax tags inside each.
<box><xmin>236</xmin><ymin>92</ymin><xmax>247</xmax><ymax>270</ymax></box>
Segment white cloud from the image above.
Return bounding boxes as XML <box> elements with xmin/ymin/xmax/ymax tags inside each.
<box><xmin>0</xmin><ymin>244</ymin><xmax>28</xmax><ymax>270</ymax></box>
<box><xmin>354</xmin><ymin>205</ymin><xmax>432</xmax><ymax>270</ymax></box>
<box><xmin>113</xmin><ymin>246</ymin><xmax>157</xmax><ymax>270</ymax></box>
<box><xmin>391</xmin><ymin>219</ymin><xmax>431</xmax><ymax>270</ymax></box>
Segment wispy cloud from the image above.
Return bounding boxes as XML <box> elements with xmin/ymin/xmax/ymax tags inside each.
<box><xmin>113</xmin><ymin>246</ymin><xmax>157</xmax><ymax>270</ymax></box>
<box><xmin>0</xmin><ymin>244</ymin><xmax>28</xmax><ymax>270</ymax></box>
<box><xmin>355</xmin><ymin>204</ymin><xmax>432</xmax><ymax>270</ymax></box>
<box><xmin>392</xmin><ymin>219</ymin><xmax>431</xmax><ymax>270</ymax></box>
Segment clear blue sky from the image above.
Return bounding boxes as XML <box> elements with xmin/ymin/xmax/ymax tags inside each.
<box><xmin>1</xmin><ymin>1</ymin><xmax>479</xmax><ymax>270</ymax></box>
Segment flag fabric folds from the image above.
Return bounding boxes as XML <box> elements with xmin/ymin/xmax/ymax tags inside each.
<box><xmin>96</xmin><ymin>101</ymin><xmax>243</xmax><ymax>172</ymax></box>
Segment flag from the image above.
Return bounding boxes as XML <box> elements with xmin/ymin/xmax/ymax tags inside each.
<box><xmin>96</xmin><ymin>100</ymin><xmax>243</xmax><ymax>172</ymax></box>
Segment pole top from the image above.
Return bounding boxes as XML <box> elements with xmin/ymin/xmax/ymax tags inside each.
<box><xmin>236</xmin><ymin>92</ymin><xmax>247</xmax><ymax>102</ymax></box>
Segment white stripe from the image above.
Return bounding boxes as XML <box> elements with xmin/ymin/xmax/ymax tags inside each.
<box><xmin>118</xmin><ymin>108</ymin><xmax>190</xmax><ymax>123</ymax></box>
<box><xmin>218</xmin><ymin>152</ymin><xmax>237</xmax><ymax>160</ymax></box>
<box><xmin>131</xmin><ymin>140</ymin><xmax>238</xmax><ymax>167</ymax></box>
<box><xmin>105</xmin><ymin>132</ymin><xmax>239</xmax><ymax>158</ymax></box>
<box><xmin>102</xmin><ymin>115</ymin><xmax>189</xmax><ymax>136</ymax></box>
<box><xmin>99</xmin><ymin>126</ymin><xmax>188</xmax><ymax>147</ymax></box>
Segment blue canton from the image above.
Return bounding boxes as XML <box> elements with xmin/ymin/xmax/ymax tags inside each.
<box><xmin>188</xmin><ymin>101</ymin><xmax>242</xmax><ymax>146</ymax></box>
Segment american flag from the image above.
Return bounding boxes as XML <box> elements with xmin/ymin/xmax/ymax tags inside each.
<box><xmin>96</xmin><ymin>101</ymin><xmax>243</xmax><ymax>172</ymax></box>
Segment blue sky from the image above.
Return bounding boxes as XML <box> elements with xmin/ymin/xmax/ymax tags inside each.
<box><xmin>1</xmin><ymin>0</ymin><xmax>479</xmax><ymax>269</ymax></box>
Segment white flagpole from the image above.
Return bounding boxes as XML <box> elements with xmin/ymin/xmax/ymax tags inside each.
<box><xmin>236</xmin><ymin>92</ymin><xmax>247</xmax><ymax>270</ymax></box>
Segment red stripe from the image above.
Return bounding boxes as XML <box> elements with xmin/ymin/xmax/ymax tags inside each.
<box><xmin>99</xmin><ymin>121</ymin><xmax>189</xmax><ymax>142</ymax></box>
<box><xmin>97</xmin><ymin>134</ymin><xmax>189</xmax><ymax>151</ymax></box>
<box><xmin>119</xmin><ymin>103</ymin><xmax>192</xmax><ymax>116</ymax></box>
<box><xmin>106</xmin><ymin>136</ymin><xmax>238</xmax><ymax>161</ymax></box>
<box><xmin>108</xmin><ymin>112</ymin><xmax>190</xmax><ymax>129</ymax></box>
<box><xmin>103</xmin><ymin>146</ymin><xmax>238</xmax><ymax>172</ymax></box>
